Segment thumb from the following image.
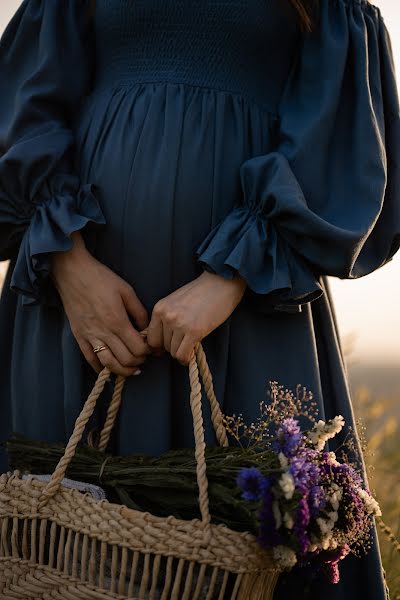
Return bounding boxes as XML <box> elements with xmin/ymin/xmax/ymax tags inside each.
<box><xmin>120</xmin><ymin>285</ymin><xmax>149</xmax><ymax>330</ymax></box>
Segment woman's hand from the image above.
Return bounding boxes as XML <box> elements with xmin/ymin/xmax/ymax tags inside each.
<box><xmin>50</xmin><ymin>231</ymin><xmax>152</xmax><ymax>376</ymax></box>
<box><xmin>146</xmin><ymin>270</ymin><xmax>247</xmax><ymax>366</ymax></box>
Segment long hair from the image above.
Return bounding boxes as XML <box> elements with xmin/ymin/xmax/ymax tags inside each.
<box><xmin>290</xmin><ymin>0</ymin><xmax>319</xmax><ymax>32</ymax></box>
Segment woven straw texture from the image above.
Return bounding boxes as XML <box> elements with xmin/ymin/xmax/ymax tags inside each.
<box><xmin>0</xmin><ymin>342</ymin><xmax>281</xmax><ymax>599</ymax></box>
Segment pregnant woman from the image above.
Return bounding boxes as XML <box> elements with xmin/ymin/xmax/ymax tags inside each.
<box><xmin>0</xmin><ymin>0</ymin><xmax>399</xmax><ymax>598</ymax></box>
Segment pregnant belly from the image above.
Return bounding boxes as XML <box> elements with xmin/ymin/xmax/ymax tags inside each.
<box><xmin>73</xmin><ymin>82</ymin><xmax>275</xmax><ymax>309</ymax></box>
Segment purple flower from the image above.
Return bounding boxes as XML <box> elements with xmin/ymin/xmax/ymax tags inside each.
<box><xmin>309</xmin><ymin>485</ymin><xmax>327</xmax><ymax>516</ymax></box>
<box><xmin>294</xmin><ymin>497</ymin><xmax>311</xmax><ymax>554</ymax></box>
<box><xmin>236</xmin><ymin>467</ymin><xmax>266</xmax><ymax>501</ymax></box>
<box><xmin>272</xmin><ymin>417</ymin><xmax>303</xmax><ymax>457</ymax></box>
<box><xmin>342</xmin><ymin>488</ymin><xmax>367</xmax><ymax>536</ymax></box>
<box><xmin>320</xmin><ymin>460</ymin><xmax>363</xmax><ymax>488</ymax></box>
<box><xmin>257</xmin><ymin>486</ymin><xmax>284</xmax><ymax>548</ymax></box>
<box><xmin>289</xmin><ymin>456</ymin><xmax>319</xmax><ymax>495</ymax></box>
<box><xmin>234</xmin><ymin>407</ymin><xmax>365</xmax><ymax>585</ymax></box>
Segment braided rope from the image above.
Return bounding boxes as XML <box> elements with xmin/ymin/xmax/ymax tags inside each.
<box><xmin>195</xmin><ymin>344</ymin><xmax>229</xmax><ymax>448</ymax></box>
<box><xmin>37</xmin><ymin>368</ymin><xmax>112</xmax><ymax>511</ymax></box>
<box><xmin>96</xmin><ymin>343</ymin><xmax>228</xmax><ymax>453</ymax></box>
<box><xmin>97</xmin><ymin>375</ymin><xmax>126</xmax><ymax>452</ymax></box>
<box><xmin>188</xmin><ymin>346</ymin><xmax>211</xmax><ymax>541</ymax></box>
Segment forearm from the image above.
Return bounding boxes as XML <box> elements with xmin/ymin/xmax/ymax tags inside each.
<box><xmin>50</xmin><ymin>231</ymin><xmax>91</xmax><ymax>288</ymax></box>
<box><xmin>200</xmin><ymin>269</ymin><xmax>247</xmax><ymax>296</ymax></box>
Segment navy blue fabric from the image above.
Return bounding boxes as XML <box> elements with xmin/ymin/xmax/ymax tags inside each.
<box><xmin>0</xmin><ymin>1</ymin><xmax>398</xmax><ymax>598</ymax></box>
<box><xmin>196</xmin><ymin>0</ymin><xmax>400</xmax><ymax>311</ymax></box>
<box><xmin>0</xmin><ymin>0</ymin><xmax>106</xmax><ymax>306</ymax></box>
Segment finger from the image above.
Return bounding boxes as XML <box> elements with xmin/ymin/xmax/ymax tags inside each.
<box><xmin>112</xmin><ymin>296</ymin><xmax>153</xmax><ymax>358</ymax></box>
<box><xmin>174</xmin><ymin>334</ymin><xmax>197</xmax><ymax>367</ymax></box>
<box><xmin>120</xmin><ymin>284</ymin><xmax>149</xmax><ymax>331</ymax></box>
<box><xmin>146</xmin><ymin>307</ymin><xmax>164</xmax><ymax>351</ymax></box>
<box><xmin>102</xmin><ymin>332</ymin><xmax>148</xmax><ymax>369</ymax></box>
<box><xmin>170</xmin><ymin>329</ymin><xmax>185</xmax><ymax>362</ymax></box>
<box><xmin>97</xmin><ymin>350</ymin><xmax>141</xmax><ymax>377</ymax></box>
<box><xmin>116</xmin><ymin>319</ymin><xmax>153</xmax><ymax>358</ymax></box>
<box><xmin>79</xmin><ymin>338</ymin><xmax>103</xmax><ymax>373</ymax></box>
<box><xmin>162</xmin><ymin>321</ymin><xmax>173</xmax><ymax>353</ymax></box>
<box><xmin>91</xmin><ymin>339</ymin><xmax>141</xmax><ymax>377</ymax></box>
<box><xmin>140</xmin><ymin>329</ymin><xmax>165</xmax><ymax>356</ymax></box>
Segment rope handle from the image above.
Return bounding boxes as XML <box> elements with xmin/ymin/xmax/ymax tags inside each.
<box><xmin>37</xmin><ymin>340</ymin><xmax>229</xmax><ymax>539</ymax></box>
<box><xmin>97</xmin><ymin>340</ymin><xmax>228</xmax><ymax>452</ymax></box>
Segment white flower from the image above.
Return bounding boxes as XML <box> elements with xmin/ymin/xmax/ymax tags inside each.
<box><xmin>272</xmin><ymin>545</ymin><xmax>297</xmax><ymax>569</ymax></box>
<box><xmin>327</xmin><ymin>451</ymin><xmax>340</xmax><ymax>466</ymax></box>
<box><xmin>316</xmin><ymin>516</ymin><xmax>335</xmax><ymax>534</ymax></box>
<box><xmin>329</xmin><ymin>415</ymin><xmax>345</xmax><ymax>434</ymax></box>
<box><xmin>272</xmin><ymin>501</ymin><xmax>282</xmax><ymax>529</ymax></box>
<box><xmin>320</xmin><ymin>531</ymin><xmax>338</xmax><ymax>550</ymax></box>
<box><xmin>321</xmin><ymin>535</ymin><xmax>331</xmax><ymax>550</ymax></box>
<box><xmin>279</xmin><ymin>472</ymin><xmax>295</xmax><ymax>500</ymax></box>
<box><xmin>318</xmin><ymin>487</ymin><xmax>342</xmax><ymax>514</ymax></box>
<box><xmin>327</xmin><ymin>510</ymin><xmax>339</xmax><ymax>523</ymax></box>
<box><xmin>330</xmin><ymin>497</ymin><xmax>339</xmax><ymax>511</ymax></box>
<box><xmin>307</xmin><ymin>415</ymin><xmax>345</xmax><ymax>450</ymax></box>
<box><xmin>278</xmin><ymin>452</ymin><xmax>289</xmax><ymax>469</ymax></box>
<box><xmin>321</xmin><ymin>533</ymin><xmax>339</xmax><ymax>551</ymax></box>
<box><xmin>283</xmin><ymin>511</ymin><xmax>294</xmax><ymax>530</ymax></box>
<box><xmin>358</xmin><ymin>488</ymin><xmax>382</xmax><ymax>517</ymax></box>
<box><xmin>316</xmin><ymin>517</ymin><xmax>330</xmax><ymax>534</ymax></box>
<box><xmin>329</xmin><ymin>487</ymin><xmax>343</xmax><ymax>511</ymax></box>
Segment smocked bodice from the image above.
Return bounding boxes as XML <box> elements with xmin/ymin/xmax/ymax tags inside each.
<box><xmin>93</xmin><ymin>0</ymin><xmax>300</xmax><ymax>112</ymax></box>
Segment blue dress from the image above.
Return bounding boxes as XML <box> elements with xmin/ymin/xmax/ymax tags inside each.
<box><xmin>0</xmin><ymin>1</ymin><xmax>399</xmax><ymax>598</ymax></box>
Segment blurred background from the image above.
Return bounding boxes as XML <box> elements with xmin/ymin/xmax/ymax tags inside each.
<box><xmin>0</xmin><ymin>0</ymin><xmax>399</xmax><ymax>596</ymax></box>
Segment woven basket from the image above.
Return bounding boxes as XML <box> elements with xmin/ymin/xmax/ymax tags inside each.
<box><xmin>0</xmin><ymin>342</ymin><xmax>281</xmax><ymax>599</ymax></box>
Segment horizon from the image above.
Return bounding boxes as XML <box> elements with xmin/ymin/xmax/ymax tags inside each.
<box><xmin>0</xmin><ymin>0</ymin><xmax>399</xmax><ymax>366</ymax></box>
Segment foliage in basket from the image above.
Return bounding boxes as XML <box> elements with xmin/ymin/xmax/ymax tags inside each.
<box><xmin>5</xmin><ymin>379</ymin><xmax>382</xmax><ymax>588</ymax></box>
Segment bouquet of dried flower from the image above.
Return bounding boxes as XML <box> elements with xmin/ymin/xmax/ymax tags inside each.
<box><xmin>5</xmin><ymin>380</ymin><xmax>383</xmax><ymax>588</ymax></box>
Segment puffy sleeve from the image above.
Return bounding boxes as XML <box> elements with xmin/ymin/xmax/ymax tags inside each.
<box><xmin>195</xmin><ymin>0</ymin><xmax>400</xmax><ymax>314</ymax></box>
<box><xmin>0</xmin><ymin>0</ymin><xmax>106</xmax><ymax>307</ymax></box>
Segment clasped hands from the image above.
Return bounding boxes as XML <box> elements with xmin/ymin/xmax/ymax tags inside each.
<box><xmin>143</xmin><ymin>268</ymin><xmax>247</xmax><ymax>368</ymax></box>
<box><xmin>50</xmin><ymin>231</ymin><xmax>247</xmax><ymax>377</ymax></box>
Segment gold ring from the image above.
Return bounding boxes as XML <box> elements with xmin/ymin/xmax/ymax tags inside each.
<box><xmin>92</xmin><ymin>344</ymin><xmax>108</xmax><ymax>354</ymax></box>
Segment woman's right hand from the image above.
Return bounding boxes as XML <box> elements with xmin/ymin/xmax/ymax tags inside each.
<box><xmin>50</xmin><ymin>231</ymin><xmax>152</xmax><ymax>376</ymax></box>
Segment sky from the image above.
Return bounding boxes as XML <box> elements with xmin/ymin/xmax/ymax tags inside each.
<box><xmin>0</xmin><ymin>0</ymin><xmax>399</xmax><ymax>365</ymax></box>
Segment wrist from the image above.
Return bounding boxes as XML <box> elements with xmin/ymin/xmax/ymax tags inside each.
<box><xmin>50</xmin><ymin>231</ymin><xmax>92</xmax><ymax>284</ymax></box>
<box><xmin>199</xmin><ymin>268</ymin><xmax>247</xmax><ymax>293</ymax></box>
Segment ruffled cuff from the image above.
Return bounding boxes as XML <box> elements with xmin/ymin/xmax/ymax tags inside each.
<box><xmin>195</xmin><ymin>206</ymin><xmax>323</xmax><ymax>313</ymax></box>
<box><xmin>10</xmin><ymin>174</ymin><xmax>106</xmax><ymax>307</ymax></box>
<box><xmin>195</xmin><ymin>152</ymin><xmax>324</xmax><ymax>314</ymax></box>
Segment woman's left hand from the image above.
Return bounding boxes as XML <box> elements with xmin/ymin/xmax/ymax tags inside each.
<box><xmin>146</xmin><ymin>270</ymin><xmax>247</xmax><ymax>366</ymax></box>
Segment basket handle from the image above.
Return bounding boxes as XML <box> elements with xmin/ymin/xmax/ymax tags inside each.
<box><xmin>96</xmin><ymin>339</ymin><xmax>228</xmax><ymax>452</ymax></box>
<box><xmin>37</xmin><ymin>341</ymin><xmax>228</xmax><ymax>538</ymax></box>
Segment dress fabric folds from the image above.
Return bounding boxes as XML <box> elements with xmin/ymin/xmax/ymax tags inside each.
<box><xmin>0</xmin><ymin>0</ymin><xmax>106</xmax><ymax>306</ymax></box>
<box><xmin>0</xmin><ymin>1</ymin><xmax>399</xmax><ymax>599</ymax></box>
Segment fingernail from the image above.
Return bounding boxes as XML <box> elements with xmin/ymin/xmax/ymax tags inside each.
<box><xmin>133</xmin><ymin>369</ymin><xmax>142</xmax><ymax>376</ymax></box>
